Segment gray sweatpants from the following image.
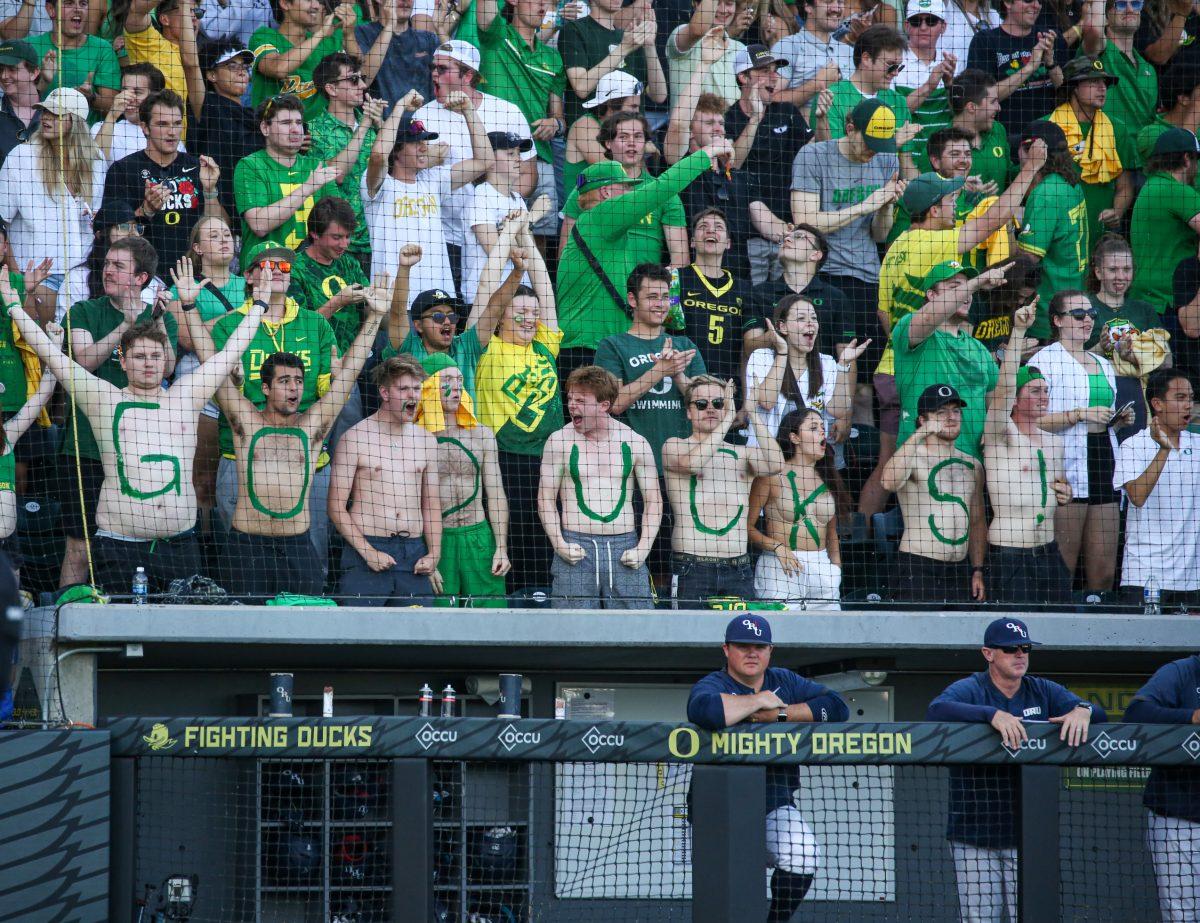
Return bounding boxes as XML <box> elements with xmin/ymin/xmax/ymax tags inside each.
<box><xmin>551</xmin><ymin>529</ymin><xmax>653</xmax><ymax>609</ymax></box>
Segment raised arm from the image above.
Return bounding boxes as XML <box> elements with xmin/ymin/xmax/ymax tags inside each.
<box><xmin>1123</xmin><ymin>422</ymin><xmax>1177</xmax><ymax>507</ymax></box>
<box><xmin>984</xmin><ymin>300</ymin><xmax>1036</xmax><ymax>444</ymax></box>
<box><xmin>181</xmin><ymin>268</ymin><xmax>271</xmax><ymax>405</ymax></box>
<box><xmin>663</xmin><ymin>28</ymin><xmax>725</xmax><ymax>164</ymax></box>
<box><xmin>745</xmin><ymin>391</ymin><xmax>785</xmax><ymax>477</ymax></box>
<box><xmin>519</xmin><ymin>221</ymin><xmax>556</xmax><ymax>330</ymax></box>
<box><xmin>385</xmin><ymin>244</ymin><xmax>422</xmax><ymax>350</ymax></box>
<box><xmin>445</xmin><ymin>93</ymin><xmax>495</xmax><ymax>191</ymax></box>
<box><xmin>469</xmin><ymin>212</ymin><xmax>523</xmax><ymax>350</ymax></box>
<box><xmin>329</xmin><ymin>98</ymin><xmax>385</xmax><ymax>184</ymax></box>
<box><xmin>9</xmin><ymin>302</ymin><xmax>99</xmax><ymax>405</ymax></box>
<box><xmin>365</xmin><ymin>90</ymin><xmax>423</xmax><ymax>198</ymax></box>
<box><xmin>662</xmin><ymin>380</ymin><xmax>737</xmax><ymax>475</ymax></box>
<box><xmin>256</xmin><ymin>14</ymin><xmax>340</xmax><ymax>79</ymax></box>
<box><xmin>958</xmin><ymin>141</ymin><xmax>1046</xmax><ymax>254</ymax></box>
<box><xmin>307</xmin><ymin>274</ymin><xmax>390</xmax><ymax>435</ymax></box>
<box><xmin>2</xmin><ymin>321</ymin><xmax>63</xmax><ymax>446</ymax></box>
<box><xmin>908</xmin><ymin>262</ymin><xmax>1009</xmax><ymax>346</ymax></box>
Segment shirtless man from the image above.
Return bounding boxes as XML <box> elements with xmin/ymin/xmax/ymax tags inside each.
<box><xmin>538</xmin><ymin>365</ymin><xmax>662</xmax><ymax>609</ymax></box>
<box><xmin>9</xmin><ymin>276</ymin><xmax>265</xmax><ymax>596</ymax></box>
<box><xmin>177</xmin><ymin>256</ymin><xmax>395</xmax><ymax>601</ymax></box>
<box><xmin>329</xmin><ymin>353</ymin><xmax>441</xmax><ymax>605</ymax></box>
<box><xmin>416</xmin><ymin>356</ymin><xmax>511</xmax><ymax>608</ymax></box>
<box><xmin>662</xmin><ymin>376</ymin><xmax>783</xmax><ymax>607</ymax></box>
<box><xmin>983</xmin><ymin>300</ymin><xmax>1073</xmax><ymax>605</ymax></box>
<box><xmin>881</xmin><ymin>383</ymin><xmax>986</xmax><ymax>604</ymax></box>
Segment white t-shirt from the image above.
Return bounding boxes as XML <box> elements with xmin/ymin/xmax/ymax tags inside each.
<box><xmin>744</xmin><ymin>348</ymin><xmax>839</xmax><ymax>447</ymax></box>
<box><xmin>91</xmin><ymin>120</ymin><xmax>187</xmax><ymax>163</ymax></box>
<box><xmin>940</xmin><ymin>2</ymin><xmax>1000</xmax><ymax>72</ymax></box>
<box><xmin>413</xmin><ymin>94</ymin><xmax>535</xmax><ymax>247</ymax></box>
<box><xmin>0</xmin><ymin>142</ymin><xmax>104</xmax><ymax>309</ymax></box>
<box><xmin>362</xmin><ymin>167</ymin><xmax>455</xmax><ymax>308</ymax></box>
<box><xmin>460</xmin><ymin>182</ymin><xmax>528</xmax><ymax>307</ymax></box>
<box><xmin>896</xmin><ymin>50</ymin><xmax>941</xmax><ymax>92</ymax></box>
<box><xmin>1114</xmin><ymin>428</ymin><xmax>1200</xmax><ymax>591</ymax></box>
<box><xmin>667</xmin><ymin>25</ymin><xmax>743</xmax><ymax>108</ymax></box>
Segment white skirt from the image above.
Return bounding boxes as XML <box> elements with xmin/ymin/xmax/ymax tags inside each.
<box><xmin>755</xmin><ymin>547</ymin><xmax>841</xmax><ymax>610</ymax></box>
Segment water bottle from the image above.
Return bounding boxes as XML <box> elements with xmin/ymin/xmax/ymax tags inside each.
<box><xmin>1143</xmin><ymin>576</ymin><xmax>1161</xmax><ymax>615</ymax></box>
<box><xmin>440</xmin><ymin>684</ymin><xmax>457</xmax><ymax>718</ymax></box>
<box><xmin>418</xmin><ymin>683</ymin><xmax>434</xmax><ymax>717</ymax></box>
<box><xmin>665</xmin><ymin>267</ymin><xmax>686</xmax><ymax>332</ymax></box>
<box><xmin>132</xmin><ymin>567</ymin><xmax>148</xmax><ymax>605</ymax></box>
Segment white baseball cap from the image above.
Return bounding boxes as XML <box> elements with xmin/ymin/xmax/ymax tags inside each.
<box><xmin>583</xmin><ymin>70</ymin><xmax>644</xmax><ymax>109</ymax></box>
<box><xmin>907</xmin><ymin>0</ymin><xmax>946</xmax><ymax>19</ymax></box>
<box><xmin>433</xmin><ymin>39</ymin><xmax>481</xmax><ymax>74</ymax></box>
<box><xmin>36</xmin><ymin>87</ymin><xmax>89</xmax><ymax>121</ymax></box>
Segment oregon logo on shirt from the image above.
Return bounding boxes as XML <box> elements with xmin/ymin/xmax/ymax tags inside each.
<box><xmin>501</xmin><ymin>358</ymin><xmax>557</xmax><ymax>433</ymax></box>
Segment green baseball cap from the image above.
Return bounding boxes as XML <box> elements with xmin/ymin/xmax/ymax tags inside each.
<box><xmin>1016</xmin><ymin>365</ymin><xmax>1045</xmax><ymax>393</ymax></box>
<box><xmin>576</xmin><ymin>161</ymin><xmax>639</xmax><ymax>194</ymax></box>
<box><xmin>244</xmin><ymin>241</ymin><xmax>297</xmax><ymax>266</ymax></box>
<box><xmin>1153</xmin><ymin>127</ymin><xmax>1200</xmax><ymax>157</ymax></box>
<box><xmin>0</xmin><ymin>40</ymin><xmax>37</xmax><ymax>68</ymax></box>
<box><xmin>902</xmin><ymin>172</ymin><xmax>965</xmax><ymax>213</ymax></box>
<box><xmin>849</xmin><ymin>99</ymin><xmax>898</xmax><ymax>153</ymax></box>
<box><xmin>920</xmin><ymin>259</ymin><xmax>976</xmax><ymax>293</ymax></box>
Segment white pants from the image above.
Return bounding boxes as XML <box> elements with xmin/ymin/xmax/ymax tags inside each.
<box><xmin>1148</xmin><ymin>809</ymin><xmax>1200</xmax><ymax>922</ymax></box>
<box><xmin>765</xmin><ymin>804</ymin><xmax>820</xmax><ymax>875</ymax></box>
<box><xmin>754</xmin><ymin>548</ymin><xmax>842</xmax><ymax>610</ymax></box>
<box><xmin>950</xmin><ymin>841</ymin><xmax>1017</xmax><ymax>923</ymax></box>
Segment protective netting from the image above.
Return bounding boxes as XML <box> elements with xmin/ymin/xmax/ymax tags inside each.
<box><xmin>0</xmin><ymin>0</ymin><xmax>1194</xmax><ymax>613</ymax></box>
<box><xmin>129</xmin><ymin>755</ymin><xmax>1167</xmax><ymax>921</ymax></box>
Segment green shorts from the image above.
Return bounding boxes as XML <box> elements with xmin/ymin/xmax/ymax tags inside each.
<box><xmin>437</xmin><ymin>520</ymin><xmax>507</xmax><ymax>608</ymax></box>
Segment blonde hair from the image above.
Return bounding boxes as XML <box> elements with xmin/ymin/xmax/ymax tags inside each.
<box><xmin>36</xmin><ymin>114</ymin><xmax>100</xmax><ymax>201</ymax></box>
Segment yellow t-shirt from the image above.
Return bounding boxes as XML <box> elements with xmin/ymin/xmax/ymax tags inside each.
<box><xmin>122</xmin><ymin>26</ymin><xmax>187</xmax><ymax>139</ymax></box>
<box><xmin>475</xmin><ymin>323</ymin><xmax>564</xmax><ymax>456</ymax></box>
<box><xmin>876</xmin><ymin>227</ymin><xmax>960</xmax><ymax>376</ymax></box>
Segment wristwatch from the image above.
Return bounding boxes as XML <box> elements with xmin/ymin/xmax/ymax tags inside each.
<box><xmin>777</xmin><ymin>708</ymin><xmax>788</xmax><ymax>722</ymax></box>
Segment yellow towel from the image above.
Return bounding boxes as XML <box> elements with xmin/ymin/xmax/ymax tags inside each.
<box><xmin>1049</xmin><ymin>104</ymin><xmax>1123</xmax><ymax>185</ymax></box>
<box><xmin>1113</xmin><ymin>328</ymin><xmax>1170</xmax><ymax>382</ymax></box>
<box><xmin>416</xmin><ymin>368</ymin><xmax>478</xmax><ymax>433</ymax></box>
<box><xmin>13</xmin><ymin>321</ymin><xmax>49</xmax><ymax>427</ymax></box>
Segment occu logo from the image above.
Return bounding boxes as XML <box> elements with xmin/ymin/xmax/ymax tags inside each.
<box><xmin>581</xmin><ymin>726</ymin><xmax>625</xmax><ymax>754</ymax></box>
<box><xmin>1089</xmin><ymin>731</ymin><xmax>1137</xmax><ymax>759</ymax></box>
<box><xmin>498</xmin><ymin>724</ymin><xmax>542</xmax><ymax>752</ymax></box>
<box><xmin>1002</xmin><ymin>737</ymin><xmax>1047</xmax><ymax>758</ymax></box>
<box><xmin>415</xmin><ymin>722</ymin><xmax>458</xmax><ymax>751</ymax></box>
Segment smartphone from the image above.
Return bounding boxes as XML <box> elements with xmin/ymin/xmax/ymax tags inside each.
<box><xmin>1108</xmin><ymin>400</ymin><xmax>1135</xmax><ymax>428</ymax></box>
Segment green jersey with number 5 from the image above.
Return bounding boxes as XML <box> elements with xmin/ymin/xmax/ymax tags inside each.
<box><xmin>1017</xmin><ymin>174</ymin><xmax>1088</xmax><ymax>339</ymax></box>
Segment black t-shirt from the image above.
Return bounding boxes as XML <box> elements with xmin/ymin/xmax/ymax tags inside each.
<box><xmin>1136</xmin><ymin>11</ymin><xmax>1200</xmax><ymax>73</ymax></box>
<box><xmin>679</xmin><ymin>168</ymin><xmax>754</xmax><ymax>280</ymax></box>
<box><xmin>966</xmin><ymin>26</ymin><xmax>1067</xmax><ymax>138</ymax></box>
<box><xmin>187</xmin><ymin>92</ymin><xmax>262</xmax><ymax>218</ymax></box>
<box><xmin>102</xmin><ymin>150</ymin><xmax>205</xmax><ymax>269</ymax></box>
<box><xmin>725</xmin><ymin>101</ymin><xmax>812</xmax><ymax>219</ymax></box>
<box><xmin>750</xmin><ymin>275</ymin><xmax>852</xmax><ymax>356</ymax></box>
<box><xmin>677</xmin><ymin>263</ymin><xmax>755</xmax><ymax>391</ymax></box>
<box><xmin>1172</xmin><ymin>257</ymin><xmax>1200</xmax><ymax>380</ymax></box>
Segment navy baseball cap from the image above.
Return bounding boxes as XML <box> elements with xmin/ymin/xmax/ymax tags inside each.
<box><xmin>725</xmin><ymin>614</ymin><xmax>772</xmax><ymax>645</ymax></box>
<box><xmin>983</xmin><ymin>618</ymin><xmax>1041</xmax><ymax>648</ymax></box>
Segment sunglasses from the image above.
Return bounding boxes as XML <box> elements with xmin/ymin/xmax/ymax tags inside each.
<box><xmin>256</xmin><ymin>259</ymin><xmax>292</xmax><ymax>273</ymax></box>
<box><xmin>907</xmin><ymin>14</ymin><xmax>941</xmax><ymax>25</ymax></box>
<box><xmin>995</xmin><ymin>644</ymin><xmax>1033</xmax><ymax>654</ymax></box>
<box><xmin>886</xmin><ymin>61</ymin><xmax>906</xmax><ymax>75</ymax></box>
<box><xmin>691</xmin><ymin>398</ymin><xmax>726</xmax><ymax>410</ymax></box>
<box><xmin>114</xmin><ymin>222</ymin><xmax>145</xmax><ymax>235</ymax></box>
<box><xmin>1113</xmin><ymin>0</ymin><xmax>1143</xmax><ymax>9</ymax></box>
<box><xmin>1057</xmin><ymin>308</ymin><xmax>1097</xmax><ymax>320</ymax></box>
<box><xmin>332</xmin><ymin>72</ymin><xmax>366</xmax><ymax>85</ymax></box>
<box><xmin>421</xmin><ymin>311</ymin><xmax>459</xmax><ymax>325</ymax></box>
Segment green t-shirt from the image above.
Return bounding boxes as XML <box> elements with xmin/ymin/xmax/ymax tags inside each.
<box><xmin>0</xmin><ymin>451</ymin><xmax>14</xmax><ymax>493</ymax></box>
<box><xmin>892</xmin><ymin>311</ymin><xmax>998</xmax><ymax>459</ymax></box>
<box><xmin>27</xmin><ymin>33</ymin><xmax>120</xmax><ymax>124</ymax></box>
<box><xmin>306</xmin><ymin>110</ymin><xmax>375</xmax><ymax>256</ymax></box>
<box><xmin>210</xmin><ymin>299</ymin><xmax>337</xmax><ymax>458</ymax></box>
<box><xmin>1130</xmin><ymin>172</ymin><xmax>1200</xmax><ymax>312</ymax></box>
<box><xmin>913</xmin><ymin>120</ymin><xmax>1011</xmax><ymax>191</ymax></box>
<box><xmin>562</xmin><ymin>171</ymin><xmax>686</xmax><ymax>269</ymax></box>
<box><xmin>557</xmin><ymin>150</ymin><xmax>711</xmax><ymax>350</ymax></box>
<box><xmin>383</xmin><ymin>326</ymin><xmax>484</xmax><ymax>402</ymax></box>
<box><xmin>1098</xmin><ymin>40</ymin><xmax>1158</xmax><ymax>140</ymax></box>
<box><xmin>593</xmin><ymin>330</ymin><xmax>705</xmax><ymax>470</ymax></box>
<box><xmin>816</xmin><ymin>82</ymin><xmax>913</xmax><ymax>150</ymax></box>
<box><xmin>168</xmin><ymin>275</ymin><xmax>247</xmax><ymax>324</ymax></box>
<box><xmin>899</xmin><ymin>85</ymin><xmax>950</xmax><ymax>163</ymax></box>
<box><xmin>1042</xmin><ymin>111</ymin><xmax>1136</xmax><ymax>252</ymax></box>
<box><xmin>60</xmin><ymin>297</ymin><xmax>179</xmax><ymax>460</ymax></box>
<box><xmin>1017</xmin><ymin>174</ymin><xmax>1088</xmax><ymax>338</ymax></box>
<box><xmin>558</xmin><ymin>16</ymin><xmax>649</xmax><ymax>127</ymax></box>
<box><xmin>287</xmin><ymin>247</ymin><xmax>369</xmax><ymax>354</ymax></box>
<box><xmin>478</xmin><ymin>13</ymin><xmax>566</xmax><ymax>163</ymax></box>
<box><xmin>0</xmin><ymin>273</ymin><xmax>27</xmax><ymax>413</ymax></box>
<box><xmin>248</xmin><ymin>25</ymin><xmax>343</xmax><ymax>119</ymax></box>
<box><xmin>1084</xmin><ymin>294</ymin><xmax>1162</xmax><ymax>351</ymax></box>
<box><xmin>233</xmin><ymin>150</ymin><xmax>339</xmax><ymax>269</ymax></box>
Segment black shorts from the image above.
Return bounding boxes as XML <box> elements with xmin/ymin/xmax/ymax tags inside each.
<box><xmin>1072</xmin><ymin>430</ymin><xmax>1118</xmax><ymax>505</ymax></box>
<box><xmin>987</xmin><ymin>542</ymin><xmax>1071</xmax><ymax>605</ymax></box>
<box><xmin>56</xmin><ymin>455</ymin><xmax>105</xmax><ymax>540</ymax></box>
<box><xmin>220</xmin><ymin>529</ymin><xmax>324</xmax><ymax>602</ymax></box>
<box><xmin>892</xmin><ymin>551</ymin><xmax>970</xmax><ymax>604</ymax></box>
<box><xmin>92</xmin><ymin>530</ymin><xmax>202</xmax><ymax>598</ymax></box>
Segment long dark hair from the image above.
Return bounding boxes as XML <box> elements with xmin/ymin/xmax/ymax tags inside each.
<box><xmin>775</xmin><ymin>408</ymin><xmax>851</xmax><ymax>517</ymax></box>
<box><xmin>774</xmin><ymin>294</ymin><xmax>823</xmax><ymax>409</ymax></box>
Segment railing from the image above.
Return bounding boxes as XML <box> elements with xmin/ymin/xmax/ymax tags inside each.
<box><xmin>95</xmin><ymin>716</ymin><xmax>1199</xmax><ymax>922</ymax></box>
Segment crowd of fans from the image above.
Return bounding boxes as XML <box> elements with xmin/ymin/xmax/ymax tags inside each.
<box><xmin>0</xmin><ymin>0</ymin><xmax>1194</xmax><ymax>609</ymax></box>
